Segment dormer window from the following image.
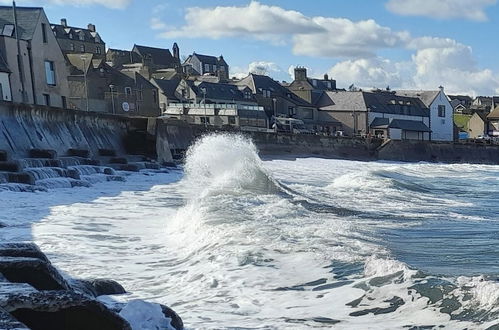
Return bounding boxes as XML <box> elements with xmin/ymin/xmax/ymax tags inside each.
<box><xmin>244</xmin><ymin>91</ymin><xmax>251</xmax><ymax>99</ymax></box>
<box><xmin>69</xmin><ymin>33</ymin><xmax>73</xmax><ymax>39</ymax></box>
<box><xmin>262</xmin><ymin>89</ymin><xmax>271</xmax><ymax>98</ymax></box>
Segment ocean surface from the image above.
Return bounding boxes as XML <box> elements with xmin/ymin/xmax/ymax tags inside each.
<box><xmin>1</xmin><ymin>134</ymin><xmax>499</xmax><ymax>329</ymax></box>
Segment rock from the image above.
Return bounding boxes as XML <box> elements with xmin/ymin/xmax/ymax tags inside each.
<box><xmin>0</xmin><ymin>243</ymin><xmax>50</xmax><ymax>263</ymax></box>
<box><xmin>0</xmin><ymin>307</ymin><xmax>29</xmax><ymax>330</ymax></box>
<box><xmin>106</xmin><ymin>176</ymin><xmax>126</xmax><ymax>182</ymax></box>
<box><xmin>70</xmin><ymin>180</ymin><xmax>92</xmax><ymax>188</ymax></box>
<box><xmin>144</xmin><ymin>163</ymin><xmax>161</xmax><ymax>170</ymax></box>
<box><xmin>68</xmin><ymin>149</ymin><xmax>90</xmax><ymax>158</ymax></box>
<box><xmin>66</xmin><ymin>169</ymin><xmax>81</xmax><ymax>180</ymax></box>
<box><xmin>0</xmin><ymin>257</ymin><xmax>69</xmax><ymax>291</ymax></box>
<box><xmin>44</xmin><ymin>159</ymin><xmax>63</xmax><ymax>168</ymax></box>
<box><xmin>0</xmin><ymin>151</ymin><xmax>8</xmax><ymax>162</ymax></box>
<box><xmin>98</xmin><ymin>149</ymin><xmax>117</xmax><ymax>157</ymax></box>
<box><xmin>0</xmin><ymin>161</ymin><xmax>22</xmax><ymax>172</ymax></box>
<box><xmin>163</xmin><ymin>162</ymin><xmax>177</xmax><ymax>168</ymax></box>
<box><xmin>2</xmin><ymin>290</ymin><xmax>131</xmax><ymax>330</ymax></box>
<box><xmin>108</xmin><ymin>164</ymin><xmax>140</xmax><ymax>172</ymax></box>
<box><xmin>160</xmin><ymin>304</ymin><xmax>184</xmax><ymax>330</ymax></box>
<box><xmin>103</xmin><ymin>167</ymin><xmax>116</xmax><ymax>175</ymax></box>
<box><xmin>82</xmin><ymin>159</ymin><xmax>101</xmax><ymax>166</ymax></box>
<box><xmin>7</xmin><ymin>173</ymin><xmax>35</xmax><ymax>185</ymax></box>
<box><xmin>109</xmin><ymin>157</ymin><xmax>128</xmax><ymax>164</ymax></box>
<box><xmin>71</xmin><ymin>279</ymin><xmax>126</xmax><ymax>298</ymax></box>
<box><xmin>29</xmin><ymin>149</ymin><xmax>57</xmax><ymax>159</ymax></box>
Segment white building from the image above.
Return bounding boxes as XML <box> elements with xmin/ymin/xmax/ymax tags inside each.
<box><xmin>396</xmin><ymin>87</ymin><xmax>454</xmax><ymax>141</ymax></box>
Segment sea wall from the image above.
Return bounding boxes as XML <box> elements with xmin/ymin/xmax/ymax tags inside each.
<box><xmin>0</xmin><ymin>102</ymin><xmax>150</xmax><ymax>159</ymax></box>
<box><xmin>377</xmin><ymin>140</ymin><xmax>499</xmax><ymax>164</ymax></box>
<box><xmin>156</xmin><ymin>120</ymin><xmax>499</xmax><ymax>165</ymax></box>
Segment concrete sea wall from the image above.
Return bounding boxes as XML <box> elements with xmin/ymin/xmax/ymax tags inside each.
<box><xmin>0</xmin><ymin>102</ymin><xmax>149</xmax><ymax>159</ymax></box>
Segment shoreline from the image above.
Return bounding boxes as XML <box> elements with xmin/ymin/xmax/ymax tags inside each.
<box><xmin>0</xmin><ymin>171</ymin><xmax>184</xmax><ymax>329</ymax></box>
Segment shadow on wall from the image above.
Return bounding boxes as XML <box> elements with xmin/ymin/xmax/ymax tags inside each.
<box><xmin>0</xmin><ymin>102</ymin><xmax>147</xmax><ymax>159</ymax></box>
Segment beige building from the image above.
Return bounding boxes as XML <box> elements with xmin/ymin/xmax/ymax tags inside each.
<box><xmin>0</xmin><ymin>6</ymin><xmax>70</xmax><ymax>108</ymax></box>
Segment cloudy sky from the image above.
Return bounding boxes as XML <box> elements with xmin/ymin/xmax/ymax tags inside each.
<box><xmin>5</xmin><ymin>0</ymin><xmax>499</xmax><ymax>95</ymax></box>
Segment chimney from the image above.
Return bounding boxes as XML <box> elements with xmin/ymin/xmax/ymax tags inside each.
<box><xmin>439</xmin><ymin>85</ymin><xmax>444</xmax><ymax>92</ymax></box>
<box><xmin>61</xmin><ymin>18</ymin><xmax>67</xmax><ymax>27</ymax></box>
<box><xmin>87</xmin><ymin>24</ymin><xmax>96</xmax><ymax>32</ymax></box>
<box><xmin>294</xmin><ymin>67</ymin><xmax>307</xmax><ymax>81</ymax></box>
<box><xmin>324</xmin><ymin>73</ymin><xmax>329</xmax><ymax>81</ymax></box>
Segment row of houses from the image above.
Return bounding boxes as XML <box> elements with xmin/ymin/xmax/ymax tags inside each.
<box><xmin>0</xmin><ymin>5</ymin><xmax>457</xmax><ymax>142</ymax></box>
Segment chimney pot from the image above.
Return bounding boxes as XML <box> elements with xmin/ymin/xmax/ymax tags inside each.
<box><xmin>87</xmin><ymin>24</ymin><xmax>96</xmax><ymax>32</ymax></box>
<box><xmin>61</xmin><ymin>18</ymin><xmax>67</xmax><ymax>27</ymax></box>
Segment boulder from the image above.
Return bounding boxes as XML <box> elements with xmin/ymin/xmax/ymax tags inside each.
<box><xmin>0</xmin><ymin>161</ymin><xmax>21</xmax><ymax>172</ymax></box>
<box><xmin>0</xmin><ymin>257</ymin><xmax>69</xmax><ymax>291</ymax></box>
<box><xmin>7</xmin><ymin>173</ymin><xmax>35</xmax><ymax>185</ymax></box>
<box><xmin>29</xmin><ymin>149</ymin><xmax>57</xmax><ymax>160</ymax></box>
<box><xmin>71</xmin><ymin>279</ymin><xmax>126</xmax><ymax>298</ymax></box>
<box><xmin>2</xmin><ymin>291</ymin><xmax>131</xmax><ymax>330</ymax></box>
<box><xmin>0</xmin><ymin>243</ymin><xmax>50</xmax><ymax>263</ymax></box>
<box><xmin>68</xmin><ymin>149</ymin><xmax>90</xmax><ymax>158</ymax></box>
<box><xmin>109</xmin><ymin>157</ymin><xmax>128</xmax><ymax>164</ymax></box>
<box><xmin>160</xmin><ymin>304</ymin><xmax>184</xmax><ymax>330</ymax></box>
<box><xmin>0</xmin><ymin>307</ymin><xmax>29</xmax><ymax>330</ymax></box>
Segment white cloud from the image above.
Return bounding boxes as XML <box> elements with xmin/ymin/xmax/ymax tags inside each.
<box><xmin>163</xmin><ymin>1</ymin><xmax>323</xmax><ymax>44</ymax></box>
<box><xmin>329</xmin><ymin>41</ymin><xmax>499</xmax><ymax>95</ymax></box>
<box><xmin>231</xmin><ymin>61</ymin><xmax>290</xmax><ymax>81</ymax></box>
<box><xmin>0</xmin><ymin>0</ymin><xmax>131</xmax><ymax>9</ymax></box>
<box><xmin>159</xmin><ymin>1</ymin><xmax>407</xmax><ymax>57</ymax></box>
<box><xmin>150</xmin><ymin>17</ymin><xmax>167</xmax><ymax>31</ymax></box>
<box><xmin>293</xmin><ymin>17</ymin><xmax>410</xmax><ymax>58</ymax></box>
<box><xmin>386</xmin><ymin>0</ymin><xmax>497</xmax><ymax>21</ymax></box>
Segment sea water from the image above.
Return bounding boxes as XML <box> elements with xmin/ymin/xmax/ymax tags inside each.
<box><xmin>1</xmin><ymin>133</ymin><xmax>499</xmax><ymax>329</ymax></box>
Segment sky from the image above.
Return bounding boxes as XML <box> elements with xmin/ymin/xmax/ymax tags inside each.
<box><xmin>3</xmin><ymin>0</ymin><xmax>499</xmax><ymax>96</ymax></box>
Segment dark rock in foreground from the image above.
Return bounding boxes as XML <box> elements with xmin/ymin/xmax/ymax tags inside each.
<box><xmin>0</xmin><ymin>243</ymin><xmax>184</xmax><ymax>329</ymax></box>
<box><xmin>4</xmin><ymin>291</ymin><xmax>131</xmax><ymax>330</ymax></box>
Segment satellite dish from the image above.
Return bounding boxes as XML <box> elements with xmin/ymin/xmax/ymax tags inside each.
<box><xmin>122</xmin><ymin>102</ymin><xmax>130</xmax><ymax>112</ymax></box>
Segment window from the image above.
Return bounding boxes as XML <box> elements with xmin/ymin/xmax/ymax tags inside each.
<box><xmin>213</xmin><ymin>64</ymin><xmax>217</xmax><ymax>72</ymax></box>
<box><xmin>137</xmin><ymin>90</ymin><xmax>143</xmax><ymax>101</ymax></box>
<box><xmin>262</xmin><ymin>89</ymin><xmax>271</xmax><ymax>98</ymax></box>
<box><xmin>124</xmin><ymin>87</ymin><xmax>132</xmax><ymax>96</ymax></box>
<box><xmin>79</xmin><ymin>32</ymin><xmax>85</xmax><ymax>41</ymax></box>
<box><xmin>41</xmin><ymin>23</ymin><xmax>47</xmax><ymax>43</ymax></box>
<box><xmin>438</xmin><ymin>105</ymin><xmax>446</xmax><ymax>117</ymax></box>
<box><xmin>43</xmin><ymin>94</ymin><xmax>51</xmax><ymax>106</ymax></box>
<box><xmin>152</xmin><ymin>90</ymin><xmax>158</xmax><ymax>103</ymax></box>
<box><xmin>96</xmin><ymin>46</ymin><xmax>101</xmax><ymax>54</ymax></box>
<box><xmin>288</xmin><ymin>106</ymin><xmax>295</xmax><ymax>116</ymax></box>
<box><xmin>69</xmin><ymin>33</ymin><xmax>73</xmax><ymax>39</ymax></box>
<box><xmin>62</xmin><ymin>96</ymin><xmax>67</xmax><ymax>109</ymax></box>
<box><xmin>220</xmin><ymin>65</ymin><xmax>225</xmax><ymax>72</ymax></box>
<box><xmin>45</xmin><ymin>61</ymin><xmax>56</xmax><ymax>85</ymax></box>
<box><xmin>69</xmin><ymin>43</ymin><xmax>75</xmax><ymax>51</ymax></box>
<box><xmin>2</xmin><ymin>24</ymin><xmax>14</xmax><ymax>37</ymax></box>
<box><xmin>204</xmin><ymin>64</ymin><xmax>210</xmax><ymax>73</ymax></box>
<box><xmin>244</xmin><ymin>91</ymin><xmax>252</xmax><ymax>99</ymax></box>
<box><xmin>200</xmin><ymin>116</ymin><xmax>210</xmax><ymax>124</ymax></box>
<box><xmin>228</xmin><ymin>116</ymin><xmax>236</xmax><ymax>125</ymax></box>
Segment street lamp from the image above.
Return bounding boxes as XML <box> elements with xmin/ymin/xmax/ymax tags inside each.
<box><xmin>272</xmin><ymin>98</ymin><xmax>277</xmax><ymax>133</ymax></box>
<box><xmin>80</xmin><ymin>55</ymin><xmax>89</xmax><ymax>112</ymax></box>
<box><xmin>109</xmin><ymin>84</ymin><xmax>116</xmax><ymax>114</ymax></box>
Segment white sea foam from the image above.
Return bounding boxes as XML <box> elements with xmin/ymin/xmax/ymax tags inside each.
<box><xmin>1</xmin><ymin>134</ymin><xmax>498</xmax><ymax>329</ymax></box>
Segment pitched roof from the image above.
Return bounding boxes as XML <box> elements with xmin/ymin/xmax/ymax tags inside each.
<box><xmin>487</xmin><ymin>106</ymin><xmax>499</xmax><ymax>120</ymax></box>
<box><xmin>192</xmin><ymin>53</ymin><xmax>227</xmax><ymax>65</ymax></box>
<box><xmin>153</xmin><ymin>78</ymin><xmax>180</xmax><ymax>100</ymax></box>
<box><xmin>51</xmin><ymin>24</ymin><xmax>104</xmax><ymax>44</ymax></box>
<box><xmin>395</xmin><ymin>90</ymin><xmax>440</xmax><ymax>107</ymax></box>
<box><xmin>0</xmin><ymin>6</ymin><xmax>42</xmax><ymax>40</ymax></box>
<box><xmin>133</xmin><ymin>45</ymin><xmax>176</xmax><ymax>67</ymax></box>
<box><xmin>370</xmin><ymin>117</ymin><xmax>390</xmax><ymax>129</ymax></box>
<box><xmin>239</xmin><ymin>74</ymin><xmax>313</xmax><ymax>107</ymax></box>
<box><xmin>196</xmin><ymin>81</ymin><xmax>248</xmax><ymax>102</ymax></box>
<box><xmin>318</xmin><ymin>91</ymin><xmax>367</xmax><ymax>111</ymax></box>
<box><xmin>364</xmin><ymin>92</ymin><xmax>429</xmax><ymax>117</ymax></box>
<box><xmin>319</xmin><ymin>90</ymin><xmax>429</xmax><ymax>117</ymax></box>
<box><xmin>388</xmin><ymin>119</ymin><xmax>431</xmax><ymax>132</ymax></box>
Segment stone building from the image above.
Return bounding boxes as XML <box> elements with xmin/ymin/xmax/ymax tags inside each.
<box><xmin>0</xmin><ymin>5</ymin><xmax>70</xmax><ymax>108</ymax></box>
<box><xmin>66</xmin><ymin>53</ymin><xmax>160</xmax><ymax>117</ymax></box>
<box><xmin>317</xmin><ymin>90</ymin><xmax>431</xmax><ymax>140</ymax></box>
<box><xmin>51</xmin><ymin>19</ymin><xmax>105</xmax><ymax>59</ymax></box>
<box><xmin>287</xmin><ymin>67</ymin><xmax>337</xmax><ymax>105</ymax></box>
<box><xmin>234</xmin><ymin>73</ymin><xmax>334</xmax><ymax>131</ymax></box>
<box><xmin>183</xmin><ymin>53</ymin><xmax>229</xmax><ymax>81</ymax></box>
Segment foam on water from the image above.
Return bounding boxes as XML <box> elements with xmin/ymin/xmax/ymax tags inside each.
<box><xmin>2</xmin><ymin>134</ymin><xmax>499</xmax><ymax>329</ymax></box>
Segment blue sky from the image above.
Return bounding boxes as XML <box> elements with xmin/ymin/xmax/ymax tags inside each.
<box><xmin>6</xmin><ymin>0</ymin><xmax>499</xmax><ymax>95</ymax></box>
